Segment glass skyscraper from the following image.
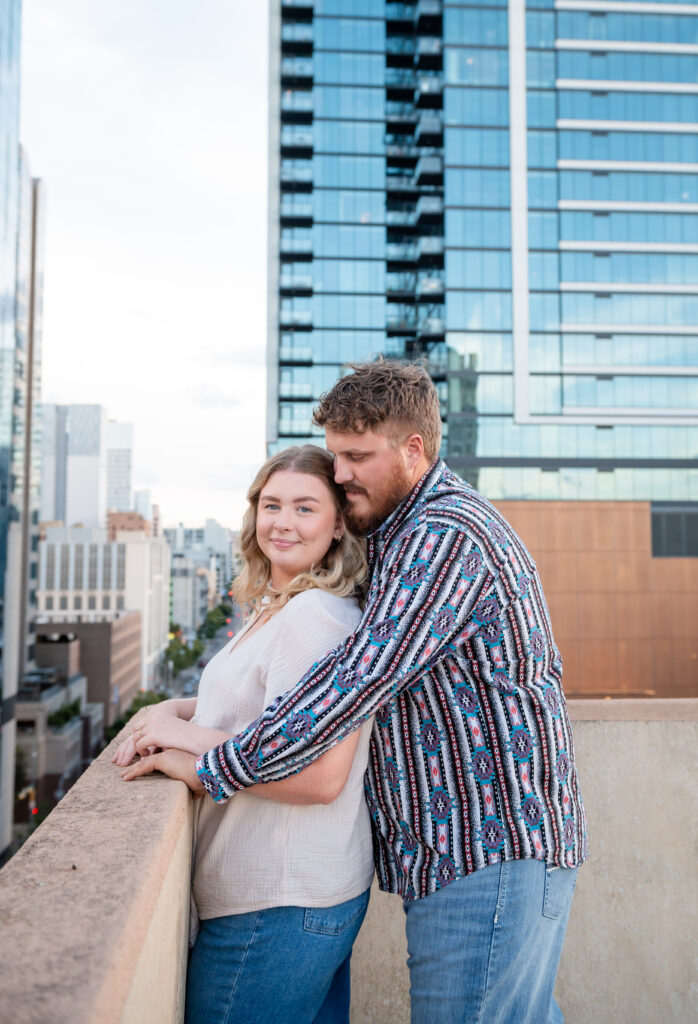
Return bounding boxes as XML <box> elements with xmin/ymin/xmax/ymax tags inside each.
<box><xmin>267</xmin><ymin>0</ymin><xmax>698</xmax><ymax>508</ymax></box>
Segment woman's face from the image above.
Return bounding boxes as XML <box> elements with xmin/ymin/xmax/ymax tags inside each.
<box><xmin>256</xmin><ymin>469</ymin><xmax>341</xmax><ymax>589</ymax></box>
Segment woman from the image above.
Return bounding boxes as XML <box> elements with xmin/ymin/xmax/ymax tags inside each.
<box><xmin>112</xmin><ymin>446</ymin><xmax>374</xmax><ymax>1024</ymax></box>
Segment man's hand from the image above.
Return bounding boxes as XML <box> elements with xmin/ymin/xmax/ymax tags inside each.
<box><xmin>119</xmin><ymin>748</ymin><xmax>205</xmax><ymax>794</ymax></box>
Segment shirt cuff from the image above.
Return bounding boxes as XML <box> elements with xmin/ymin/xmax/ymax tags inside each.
<box><xmin>195</xmin><ymin>743</ymin><xmax>251</xmax><ymax>802</ymax></box>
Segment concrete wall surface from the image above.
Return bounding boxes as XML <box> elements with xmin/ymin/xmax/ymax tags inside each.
<box><xmin>0</xmin><ymin>700</ymin><xmax>694</xmax><ymax>1024</ymax></box>
<box><xmin>350</xmin><ymin>700</ymin><xmax>698</xmax><ymax>1024</ymax></box>
<box><xmin>0</xmin><ymin>716</ymin><xmax>193</xmax><ymax>1024</ymax></box>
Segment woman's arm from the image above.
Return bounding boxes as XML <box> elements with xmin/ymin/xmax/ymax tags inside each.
<box><xmin>119</xmin><ymin>730</ymin><xmax>363</xmax><ymax>807</ymax></box>
<box><xmin>248</xmin><ymin>729</ymin><xmax>362</xmax><ymax>806</ymax></box>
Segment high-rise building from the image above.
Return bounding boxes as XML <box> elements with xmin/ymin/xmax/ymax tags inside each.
<box><xmin>37</xmin><ymin>526</ymin><xmax>171</xmax><ymax>694</ymax></box>
<box><xmin>134</xmin><ymin>488</ymin><xmax>152</xmax><ymax>522</ymax></box>
<box><xmin>266</xmin><ymin>0</ymin><xmax>698</xmax><ymax>701</ymax></box>
<box><xmin>106</xmin><ymin>420</ymin><xmax>133</xmax><ymax>513</ymax></box>
<box><xmin>268</xmin><ymin>0</ymin><xmax>697</xmax><ymax>507</ymax></box>
<box><xmin>163</xmin><ymin>519</ymin><xmax>234</xmax><ymax>599</ymax></box>
<box><xmin>40</xmin><ymin>404</ymin><xmax>108</xmax><ymax>528</ymax></box>
<box><xmin>0</xmin><ymin>12</ymin><xmax>45</xmax><ymax>856</ymax></box>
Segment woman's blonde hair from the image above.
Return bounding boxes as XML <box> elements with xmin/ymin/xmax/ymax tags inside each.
<box><xmin>233</xmin><ymin>445</ymin><xmax>367</xmax><ymax>612</ymax></box>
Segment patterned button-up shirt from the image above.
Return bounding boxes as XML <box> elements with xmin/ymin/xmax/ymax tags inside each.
<box><xmin>197</xmin><ymin>461</ymin><xmax>587</xmax><ymax>899</ymax></box>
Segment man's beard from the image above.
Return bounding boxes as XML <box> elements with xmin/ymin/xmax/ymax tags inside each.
<box><xmin>343</xmin><ymin>463</ymin><xmax>413</xmax><ymax>536</ymax></box>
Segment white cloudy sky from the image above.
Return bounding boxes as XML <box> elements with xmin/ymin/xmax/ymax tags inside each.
<box><xmin>21</xmin><ymin>0</ymin><xmax>269</xmax><ymax>529</ymax></box>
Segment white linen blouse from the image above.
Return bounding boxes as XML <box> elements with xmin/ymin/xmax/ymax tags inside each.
<box><xmin>190</xmin><ymin>587</ymin><xmax>374</xmax><ymax>920</ymax></box>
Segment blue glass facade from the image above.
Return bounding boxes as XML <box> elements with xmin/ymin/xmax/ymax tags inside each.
<box><xmin>268</xmin><ymin>0</ymin><xmax>698</xmax><ymax>502</ymax></box>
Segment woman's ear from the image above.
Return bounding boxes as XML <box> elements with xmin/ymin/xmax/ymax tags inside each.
<box><xmin>333</xmin><ymin>515</ymin><xmax>344</xmax><ymax>542</ymax></box>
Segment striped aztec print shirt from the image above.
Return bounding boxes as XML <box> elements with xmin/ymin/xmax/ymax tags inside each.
<box><xmin>196</xmin><ymin>461</ymin><xmax>588</xmax><ymax>899</ymax></box>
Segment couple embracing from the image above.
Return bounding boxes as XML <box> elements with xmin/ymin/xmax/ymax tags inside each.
<box><xmin>113</xmin><ymin>361</ymin><xmax>587</xmax><ymax>1024</ymax></box>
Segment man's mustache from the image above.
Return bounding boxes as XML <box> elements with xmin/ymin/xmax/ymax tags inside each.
<box><xmin>344</xmin><ymin>485</ymin><xmax>368</xmax><ymax>497</ymax></box>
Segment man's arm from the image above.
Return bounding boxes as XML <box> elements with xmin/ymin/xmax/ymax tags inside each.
<box><xmin>197</xmin><ymin>523</ymin><xmax>497</xmax><ymax>802</ymax></box>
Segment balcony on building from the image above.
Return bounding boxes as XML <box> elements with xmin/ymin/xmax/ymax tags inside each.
<box><xmin>386</xmin><ymin>205</ymin><xmax>416</xmax><ymax>228</ymax></box>
<box><xmin>387</xmin><ymin>272</ymin><xmax>417</xmax><ymax>300</ymax></box>
<box><xmin>386</xmin><ymin>67</ymin><xmax>417</xmax><ymax>98</ymax></box>
<box><xmin>280</xmin><ymin>57</ymin><xmax>314</xmax><ymax>87</ymax></box>
<box><xmin>386</xmin><ymin>143</ymin><xmax>420</xmax><ymax>168</ymax></box>
<box><xmin>280</xmin><ymin>22</ymin><xmax>314</xmax><ymax>56</ymax></box>
<box><xmin>280</xmin><ymin>197</ymin><xmax>314</xmax><ymax>227</ymax></box>
<box><xmin>415</xmin><ymin>74</ymin><xmax>443</xmax><ymax>108</ymax></box>
<box><xmin>415</xmin><ymin>0</ymin><xmax>442</xmax><ymax>29</ymax></box>
<box><xmin>415</xmin><ymin>113</ymin><xmax>443</xmax><ymax>147</ymax></box>
<box><xmin>280</xmin><ymin>127</ymin><xmax>314</xmax><ymax>158</ymax></box>
<box><xmin>281</xmin><ymin>0</ymin><xmax>314</xmax><ymax>15</ymax></box>
<box><xmin>415</xmin><ymin>154</ymin><xmax>443</xmax><ymax>186</ymax></box>
<box><xmin>417</xmin><ymin>316</ymin><xmax>445</xmax><ymax>340</ymax></box>
<box><xmin>278</xmin><ymin>344</ymin><xmax>313</xmax><ymax>365</ymax></box>
<box><xmin>387</xmin><ymin>306</ymin><xmax>418</xmax><ymax>335</ymax></box>
<box><xmin>278</xmin><ymin>417</ymin><xmax>319</xmax><ymax>436</ymax></box>
<box><xmin>415</xmin><ymin>36</ymin><xmax>442</xmax><ymax>69</ymax></box>
<box><xmin>386</xmin><ymin>3</ymin><xmax>417</xmax><ymax>29</ymax></box>
<box><xmin>279</xmin><ymin>271</ymin><xmax>313</xmax><ymax>294</ymax></box>
<box><xmin>386</xmin><ymin>240</ymin><xmax>417</xmax><ymax>266</ymax></box>
<box><xmin>279</xmin><ymin>237</ymin><xmax>313</xmax><ymax>259</ymax></box>
<box><xmin>416</xmin><ymin>235</ymin><xmax>444</xmax><ymax>265</ymax></box>
<box><xmin>386</xmin><ymin>36</ymin><xmax>417</xmax><ymax>59</ymax></box>
<box><xmin>386</xmin><ymin>102</ymin><xmax>419</xmax><ymax>132</ymax></box>
<box><xmin>279</xmin><ymin>310</ymin><xmax>313</xmax><ymax>330</ymax></box>
<box><xmin>415</xmin><ymin>194</ymin><xmax>443</xmax><ymax>223</ymax></box>
<box><xmin>280</xmin><ymin>160</ymin><xmax>313</xmax><ymax>190</ymax></box>
<box><xmin>278</xmin><ymin>380</ymin><xmax>314</xmax><ymax>399</ymax></box>
<box><xmin>280</xmin><ymin>89</ymin><xmax>314</xmax><ymax>123</ymax></box>
<box><xmin>416</xmin><ymin>274</ymin><xmax>445</xmax><ymax>299</ymax></box>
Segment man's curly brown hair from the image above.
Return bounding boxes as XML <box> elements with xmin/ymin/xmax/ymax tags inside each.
<box><xmin>313</xmin><ymin>360</ymin><xmax>442</xmax><ymax>462</ymax></box>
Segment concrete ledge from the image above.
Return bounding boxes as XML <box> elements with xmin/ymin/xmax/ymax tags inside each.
<box><xmin>1</xmin><ymin>701</ymin><xmax>695</xmax><ymax>1024</ymax></box>
<box><xmin>568</xmin><ymin>697</ymin><xmax>698</xmax><ymax>722</ymax></box>
<box><xmin>351</xmin><ymin>699</ymin><xmax>698</xmax><ymax>1024</ymax></box>
<box><xmin>0</xmin><ymin>719</ymin><xmax>193</xmax><ymax>1024</ymax></box>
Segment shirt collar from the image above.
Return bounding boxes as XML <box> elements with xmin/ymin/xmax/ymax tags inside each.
<box><xmin>369</xmin><ymin>458</ymin><xmax>446</xmax><ymax>548</ymax></box>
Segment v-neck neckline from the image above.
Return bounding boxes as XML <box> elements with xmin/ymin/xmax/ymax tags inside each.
<box><xmin>226</xmin><ymin>605</ymin><xmax>278</xmax><ymax>656</ymax></box>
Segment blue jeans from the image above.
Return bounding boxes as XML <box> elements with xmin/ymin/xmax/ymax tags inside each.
<box><xmin>185</xmin><ymin>888</ymin><xmax>370</xmax><ymax>1024</ymax></box>
<box><xmin>404</xmin><ymin>859</ymin><xmax>577</xmax><ymax>1024</ymax></box>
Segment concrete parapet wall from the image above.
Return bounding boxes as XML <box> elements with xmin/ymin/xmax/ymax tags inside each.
<box><xmin>0</xmin><ymin>700</ymin><xmax>695</xmax><ymax>1023</ymax></box>
<box><xmin>0</xmin><ymin>720</ymin><xmax>193</xmax><ymax>1024</ymax></box>
<box><xmin>350</xmin><ymin>699</ymin><xmax>698</xmax><ymax>1024</ymax></box>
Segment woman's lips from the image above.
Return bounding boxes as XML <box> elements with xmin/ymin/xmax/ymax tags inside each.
<box><xmin>271</xmin><ymin>538</ymin><xmax>297</xmax><ymax>549</ymax></box>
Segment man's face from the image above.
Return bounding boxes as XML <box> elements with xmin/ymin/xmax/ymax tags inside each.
<box><xmin>325</xmin><ymin>427</ymin><xmax>414</xmax><ymax>535</ymax></box>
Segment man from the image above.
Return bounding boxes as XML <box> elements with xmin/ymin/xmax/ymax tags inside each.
<box><xmin>197</xmin><ymin>361</ymin><xmax>587</xmax><ymax>1023</ymax></box>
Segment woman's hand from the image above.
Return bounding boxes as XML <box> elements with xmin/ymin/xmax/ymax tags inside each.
<box><xmin>120</xmin><ymin>748</ymin><xmax>205</xmax><ymax>795</ymax></box>
<box><xmin>111</xmin><ymin>699</ymin><xmax>192</xmax><ymax>767</ymax></box>
<box><xmin>122</xmin><ymin>711</ymin><xmax>231</xmax><ymax>760</ymax></box>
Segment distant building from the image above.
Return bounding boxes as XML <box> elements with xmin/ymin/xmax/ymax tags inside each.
<box><xmin>106</xmin><ymin>420</ymin><xmax>133</xmax><ymax>513</ymax></box>
<box><xmin>40</xmin><ymin>404</ymin><xmax>108</xmax><ymax>528</ymax></box>
<box><xmin>163</xmin><ymin>518</ymin><xmax>234</xmax><ymax>601</ymax></box>
<box><xmin>107</xmin><ymin>510</ymin><xmax>151</xmax><ymax>542</ymax></box>
<box><xmin>34</xmin><ymin>616</ymin><xmax>140</xmax><ymax>728</ymax></box>
<box><xmin>134</xmin><ymin>489</ymin><xmax>152</xmax><ymax>522</ymax></box>
<box><xmin>14</xmin><ymin>661</ymin><xmax>101</xmax><ymax>817</ymax></box>
<box><xmin>170</xmin><ymin>553</ymin><xmax>211</xmax><ymax>640</ymax></box>
<box><xmin>1</xmin><ymin>132</ymin><xmax>46</xmax><ymax>853</ymax></box>
<box><xmin>37</xmin><ymin>526</ymin><xmax>170</xmax><ymax>691</ymax></box>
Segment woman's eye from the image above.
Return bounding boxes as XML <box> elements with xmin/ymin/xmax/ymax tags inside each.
<box><xmin>297</xmin><ymin>505</ymin><xmax>312</xmax><ymax>514</ymax></box>
<box><xmin>263</xmin><ymin>503</ymin><xmax>279</xmax><ymax>511</ymax></box>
